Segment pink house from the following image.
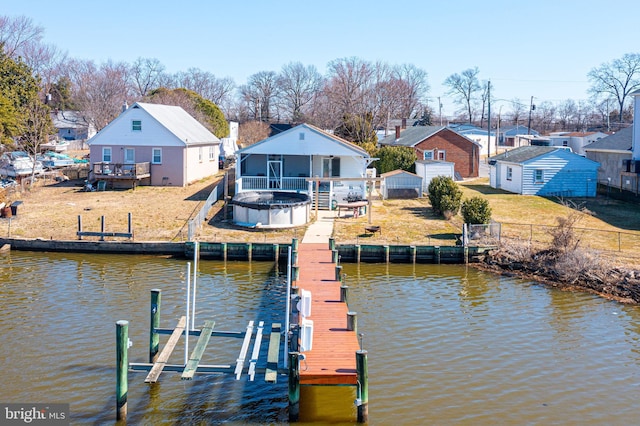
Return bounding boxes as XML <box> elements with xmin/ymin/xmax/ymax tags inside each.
<box><xmin>86</xmin><ymin>102</ymin><xmax>220</xmax><ymax>187</ymax></box>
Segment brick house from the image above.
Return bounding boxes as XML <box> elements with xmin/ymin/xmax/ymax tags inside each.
<box><xmin>378</xmin><ymin>125</ymin><xmax>480</xmax><ymax>178</ymax></box>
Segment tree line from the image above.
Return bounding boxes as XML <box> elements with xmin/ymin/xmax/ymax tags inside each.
<box><xmin>1</xmin><ymin>14</ymin><xmax>639</xmax><ymax>154</ymax></box>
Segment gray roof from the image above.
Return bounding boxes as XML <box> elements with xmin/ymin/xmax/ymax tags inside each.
<box><xmin>490</xmin><ymin>146</ymin><xmax>564</xmax><ymax>163</ymax></box>
<box><xmin>133</xmin><ymin>102</ymin><xmax>219</xmax><ymax>144</ymax></box>
<box><xmin>583</xmin><ymin>126</ymin><xmax>632</xmax><ymax>152</ymax></box>
<box><xmin>378</xmin><ymin>126</ymin><xmax>446</xmax><ymax>147</ymax></box>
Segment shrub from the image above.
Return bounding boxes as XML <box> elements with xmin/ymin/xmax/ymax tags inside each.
<box><xmin>461</xmin><ymin>196</ymin><xmax>492</xmax><ymax>224</ymax></box>
<box><xmin>428</xmin><ymin>176</ymin><xmax>462</xmax><ymax>218</ymax></box>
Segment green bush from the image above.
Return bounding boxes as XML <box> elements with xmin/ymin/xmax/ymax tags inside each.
<box><xmin>428</xmin><ymin>176</ymin><xmax>462</xmax><ymax>218</ymax></box>
<box><xmin>461</xmin><ymin>196</ymin><xmax>492</xmax><ymax>224</ymax></box>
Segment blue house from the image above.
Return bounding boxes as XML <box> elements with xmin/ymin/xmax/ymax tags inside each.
<box><xmin>489</xmin><ymin>146</ymin><xmax>600</xmax><ymax>197</ymax></box>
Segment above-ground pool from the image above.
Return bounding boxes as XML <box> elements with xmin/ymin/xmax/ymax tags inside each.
<box><xmin>231</xmin><ymin>191</ymin><xmax>311</xmax><ymax>228</ymax></box>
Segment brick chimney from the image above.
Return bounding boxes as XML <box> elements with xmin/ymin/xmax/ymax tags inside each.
<box><xmin>395</xmin><ymin>125</ymin><xmax>401</xmax><ymax>140</ymax></box>
<box><xmin>401</xmin><ymin>118</ymin><xmax>407</xmax><ymax>129</ymax></box>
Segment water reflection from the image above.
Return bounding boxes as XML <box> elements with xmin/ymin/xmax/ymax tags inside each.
<box><xmin>1</xmin><ymin>252</ymin><xmax>640</xmax><ymax>424</ymax></box>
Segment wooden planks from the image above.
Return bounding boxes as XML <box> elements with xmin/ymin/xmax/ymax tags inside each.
<box><xmin>145</xmin><ymin>316</ymin><xmax>186</xmax><ymax>383</ymax></box>
<box><xmin>265</xmin><ymin>323</ymin><xmax>281</xmax><ymax>383</ymax></box>
<box><xmin>182</xmin><ymin>320</ymin><xmax>216</xmax><ymax>380</ymax></box>
<box><xmin>296</xmin><ymin>243</ymin><xmax>360</xmax><ymax>385</ymax></box>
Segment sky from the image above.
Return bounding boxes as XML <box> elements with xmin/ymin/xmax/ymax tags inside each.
<box><xmin>4</xmin><ymin>0</ymin><xmax>640</xmax><ymax>117</ymax></box>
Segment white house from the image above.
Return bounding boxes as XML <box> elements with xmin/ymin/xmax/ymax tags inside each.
<box><xmin>235</xmin><ymin>123</ymin><xmax>372</xmax><ymax>208</ymax></box>
<box><xmin>548</xmin><ymin>131</ymin><xmax>608</xmax><ymax>155</ymax></box>
<box><xmin>86</xmin><ymin>102</ymin><xmax>220</xmax><ymax>187</ymax></box>
<box><xmin>489</xmin><ymin>146</ymin><xmax>600</xmax><ymax>197</ymax></box>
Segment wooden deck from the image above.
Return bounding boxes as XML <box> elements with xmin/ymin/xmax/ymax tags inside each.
<box><xmin>296</xmin><ymin>243</ymin><xmax>360</xmax><ymax>385</ymax></box>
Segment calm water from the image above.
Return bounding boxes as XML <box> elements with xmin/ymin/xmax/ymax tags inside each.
<box><xmin>1</xmin><ymin>252</ymin><xmax>639</xmax><ymax>425</ymax></box>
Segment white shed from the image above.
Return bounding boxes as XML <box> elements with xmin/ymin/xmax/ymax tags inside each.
<box><xmin>415</xmin><ymin>160</ymin><xmax>455</xmax><ymax>193</ymax></box>
<box><xmin>381</xmin><ymin>169</ymin><xmax>423</xmax><ymax>199</ymax></box>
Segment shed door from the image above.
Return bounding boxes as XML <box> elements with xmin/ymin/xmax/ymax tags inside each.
<box><xmin>268</xmin><ymin>160</ymin><xmax>282</xmax><ymax>189</ymax></box>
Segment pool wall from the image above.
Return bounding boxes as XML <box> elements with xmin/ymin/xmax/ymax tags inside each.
<box><xmin>231</xmin><ymin>191</ymin><xmax>311</xmax><ymax>228</ymax></box>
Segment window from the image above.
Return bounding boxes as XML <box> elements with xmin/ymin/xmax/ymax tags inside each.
<box><xmin>102</xmin><ymin>147</ymin><xmax>112</xmax><ymax>162</ymax></box>
<box><xmin>423</xmin><ymin>150</ymin><xmax>434</xmax><ymax>160</ymax></box>
<box><xmin>437</xmin><ymin>150</ymin><xmax>446</xmax><ymax>161</ymax></box>
<box><xmin>534</xmin><ymin>169</ymin><xmax>544</xmax><ymax>183</ymax></box>
<box><xmin>152</xmin><ymin>148</ymin><xmax>162</xmax><ymax>164</ymax></box>
<box><xmin>198</xmin><ymin>147</ymin><xmax>203</xmax><ymax>162</ymax></box>
<box><xmin>299</xmin><ymin>132</ymin><xmax>305</xmax><ymax>140</ymax></box>
<box><xmin>132</xmin><ymin>120</ymin><xmax>142</xmax><ymax>131</ymax></box>
<box><xmin>209</xmin><ymin>146</ymin><xmax>215</xmax><ymax>161</ymax></box>
<box><xmin>506</xmin><ymin>167</ymin><xmax>512</xmax><ymax>181</ymax></box>
<box><xmin>562</xmin><ymin>140</ymin><xmax>568</xmax><ymax>147</ymax></box>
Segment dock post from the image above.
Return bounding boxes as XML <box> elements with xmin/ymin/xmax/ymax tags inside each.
<box><xmin>247</xmin><ymin>243</ymin><xmax>252</xmax><ymax>262</ymax></box>
<box><xmin>128</xmin><ymin>212</ymin><xmax>133</xmax><ymax>238</ymax></box>
<box><xmin>340</xmin><ymin>285</ymin><xmax>349</xmax><ymax>304</ymax></box>
<box><xmin>100</xmin><ymin>215</ymin><xmax>105</xmax><ymax>241</ymax></box>
<box><xmin>273</xmin><ymin>244</ymin><xmax>280</xmax><ymax>262</ymax></box>
<box><xmin>356</xmin><ymin>244</ymin><xmax>361</xmax><ymax>263</ymax></box>
<box><xmin>335</xmin><ymin>265</ymin><xmax>343</xmax><ymax>282</ymax></box>
<box><xmin>410</xmin><ymin>245</ymin><xmax>416</xmax><ymax>264</ymax></box>
<box><xmin>292</xmin><ymin>250</ymin><xmax>298</xmax><ymax>266</ymax></box>
<box><xmin>288</xmin><ymin>352</ymin><xmax>300</xmax><ymax>422</ymax></box>
<box><xmin>329</xmin><ymin>237</ymin><xmax>335</xmax><ymax>250</ymax></box>
<box><xmin>347</xmin><ymin>311</ymin><xmax>357</xmax><ymax>332</ymax></box>
<box><xmin>356</xmin><ymin>350</ymin><xmax>369</xmax><ymax>423</ymax></box>
<box><xmin>332</xmin><ymin>249</ymin><xmax>339</xmax><ymax>263</ymax></box>
<box><xmin>384</xmin><ymin>245</ymin><xmax>390</xmax><ymax>263</ymax></box>
<box><xmin>149</xmin><ymin>289</ymin><xmax>161</xmax><ymax>363</ymax></box>
<box><xmin>463</xmin><ymin>246</ymin><xmax>469</xmax><ymax>264</ymax></box>
<box><xmin>116</xmin><ymin>320</ymin><xmax>129</xmax><ymax>421</ymax></box>
<box><xmin>221</xmin><ymin>242</ymin><xmax>227</xmax><ymax>261</ymax></box>
<box><xmin>434</xmin><ymin>246</ymin><xmax>441</xmax><ymax>264</ymax></box>
<box><xmin>292</xmin><ymin>238</ymin><xmax>299</xmax><ymax>251</ymax></box>
<box><xmin>292</xmin><ymin>265</ymin><xmax>300</xmax><ymax>282</ymax></box>
<box><xmin>77</xmin><ymin>215</ymin><xmax>82</xmax><ymax>240</ymax></box>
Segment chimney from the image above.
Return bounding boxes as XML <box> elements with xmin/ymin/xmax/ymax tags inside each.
<box><xmin>122</xmin><ymin>101</ymin><xmax>128</xmax><ymax>113</ymax></box>
<box><xmin>402</xmin><ymin>118</ymin><xmax>407</xmax><ymax>129</ymax></box>
<box><xmin>395</xmin><ymin>125</ymin><xmax>401</xmax><ymax>140</ymax></box>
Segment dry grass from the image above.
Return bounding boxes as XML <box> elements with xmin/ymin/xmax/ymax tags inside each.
<box><xmin>1</xmin><ymin>173</ymin><xmax>639</xmax><ymax>269</ymax></box>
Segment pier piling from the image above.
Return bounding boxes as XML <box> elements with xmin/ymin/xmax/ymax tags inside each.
<box><xmin>149</xmin><ymin>289</ymin><xmax>161</xmax><ymax>363</ymax></box>
<box><xmin>116</xmin><ymin>320</ymin><xmax>129</xmax><ymax>421</ymax></box>
<box><xmin>288</xmin><ymin>352</ymin><xmax>300</xmax><ymax>421</ymax></box>
<box><xmin>347</xmin><ymin>311</ymin><xmax>357</xmax><ymax>332</ymax></box>
<box><xmin>356</xmin><ymin>350</ymin><xmax>369</xmax><ymax>423</ymax></box>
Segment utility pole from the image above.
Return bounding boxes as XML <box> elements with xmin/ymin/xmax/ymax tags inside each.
<box><xmin>438</xmin><ymin>97</ymin><xmax>443</xmax><ymax>126</ymax></box>
<box><xmin>487</xmin><ymin>81</ymin><xmax>491</xmax><ymax>158</ymax></box>
<box><xmin>527</xmin><ymin>96</ymin><xmax>535</xmax><ymax>135</ymax></box>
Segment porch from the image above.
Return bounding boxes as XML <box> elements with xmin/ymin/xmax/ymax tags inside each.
<box><xmin>92</xmin><ymin>162</ymin><xmax>151</xmax><ymax>188</ymax></box>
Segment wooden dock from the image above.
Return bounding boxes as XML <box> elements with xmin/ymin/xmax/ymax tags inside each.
<box><xmin>295</xmin><ymin>243</ymin><xmax>360</xmax><ymax>385</ymax></box>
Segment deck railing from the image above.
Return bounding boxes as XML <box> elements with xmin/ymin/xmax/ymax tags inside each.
<box><xmin>239</xmin><ymin>176</ymin><xmax>308</xmax><ymax>191</ymax></box>
<box><xmin>93</xmin><ymin>162</ymin><xmax>151</xmax><ymax>179</ymax></box>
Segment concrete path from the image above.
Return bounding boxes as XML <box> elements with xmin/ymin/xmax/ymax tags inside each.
<box><xmin>301</xmin><ymin>210</ymin><xmax>335</xmax><ymax>244</ymax></box>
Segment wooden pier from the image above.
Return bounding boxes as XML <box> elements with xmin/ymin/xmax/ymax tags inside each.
<box><xmin>294</xmin><ymin>243</ymin><xmax>360</xmax><ymax>385</ymax></box>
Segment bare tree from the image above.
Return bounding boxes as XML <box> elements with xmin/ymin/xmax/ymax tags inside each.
<box><xmin>18</xmin><ymin>98</ymin><xmax>54</xmax><ymax>185</ymax></box>
<box><xmin>0</xmin><ymin>15</ymin><xmax>44</xmax><ymax>58</ymax></box>
<box><xmin>508</xmin><ymin>98</ymin><xmax>526</xmax><ymax>126</ymax></box>
<box><xmin>392</xmin><ymin>63</ymin><xmax>429</xmax><ymax>120</ymax></box>
<box><xmin>588</xmin><ymin>53</ymin><xmax>640</xmax><ymax>124</ymax></box>
<box><xmin>172</xmin><ymin>67</ymin><xmax>235</xmax><ymax>111</ymax></box>
<box><xmin>238</xmin><ymin>121</ymin><xmax>270</xmax><ymax>147</ymax></box>
<box><xmin>239</xmin><ymin>71</ymin><xmax>279</xmax><ymax>122</ymax></box>
<box><xmin>324</xmin><ymin>57</ymin><xmax>374</xmax><ymax>117</ymax></box>
<box><xmin>130</xmin><ymin>57</ymin><xmax>165</xmax><ymax>97</ymax></box>
<box><xmin>444</xmin><ymin>67</ymin><xmax>481</xmax><ymax>122</ymax></box>
<box><xmin>277</xmin><ymin>62</ymin><xmax>323</xmax><ymax>123</ymax></box>
<box><xmin>534</xmin><ymin>101</ymin><xmax>556</xmax><ymax>134</ymax></box>
<box><xmin>19</xmin><ymin>42</ymin><xmax>68</xmax><ymax>102</ymax></box>
<box><xmin>63</xmin><ymin>59</ymin><xmax>131</xmax><ymax>130</ymax></box>
<box><xmin>556</xmin><ymin>99</ymin><xmax>577</xmax><ymax>131</ymax></box>
<box><xmin>479</xmin><ymin>80</ymin><xmax>490</xmax><ymax>128</ymax></box>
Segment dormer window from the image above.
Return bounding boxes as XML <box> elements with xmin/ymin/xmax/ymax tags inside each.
<box><xmin>132</xmin><ymin>120</ymin><xmax>142</xmax><ymax>131</ymax></box>
<box><xmin>299</xmin><ymin>132</ymin><xmax>305</xmax><ymax>140</ymax></box>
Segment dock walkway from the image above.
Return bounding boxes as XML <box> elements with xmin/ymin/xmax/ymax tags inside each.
<box><xmin>297</xmin><ymin>210</ymin><xmax>360</xmax><ymax>385</ymax></box>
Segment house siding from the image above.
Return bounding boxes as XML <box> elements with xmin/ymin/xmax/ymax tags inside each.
<box><xmin>413</xmin><ymin>129</ymin><xmax>479</xmax><ymax>178</ymax></box>
<box><xmin>522</xmin><ymin>154</ymin><xmax>598</xmax><ymax>197</ymax></box>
